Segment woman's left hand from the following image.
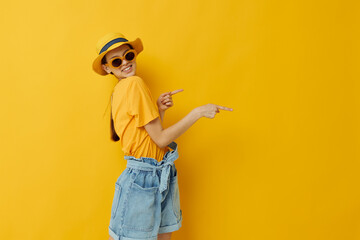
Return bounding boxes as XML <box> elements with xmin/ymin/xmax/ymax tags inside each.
<box><xmin>157</xmin><ymin>89</ymin><xmax>184</xmax><ymax>111</ymax></box>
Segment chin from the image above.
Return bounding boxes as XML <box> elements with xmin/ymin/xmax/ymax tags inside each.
<box><xmin>126</xmin><ymin>72</ymin><xmax>136</xmax><ymax>77</ymax></box>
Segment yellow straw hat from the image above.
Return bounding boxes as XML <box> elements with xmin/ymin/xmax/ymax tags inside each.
<box><xmin>92</xmin><ymin>33</ymin><xmax>143</xmax><ymax>76</ymax></box>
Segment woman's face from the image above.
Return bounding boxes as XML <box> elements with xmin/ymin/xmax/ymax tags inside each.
<box><xmin>102</xmin><ymin>44</ymin><xmax>137</xmax><ymax>80</ymax></box>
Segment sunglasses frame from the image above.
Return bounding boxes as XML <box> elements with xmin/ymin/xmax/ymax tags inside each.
<box><xmin>106</xmin><ymin>49</ymin><xmax>137</xmax><ymax>68</ymax></box>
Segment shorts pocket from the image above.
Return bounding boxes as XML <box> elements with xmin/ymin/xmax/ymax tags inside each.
<box><xmin>123</xmin><ymin>170</ymin><xmax>158</xmax><ymax>232</ymax></box>
<box><xmin>170</xmin><ymin>165</ymin><xmax>178</xmax><ymax>183</ymax></box>
<box><xmin>111</xmin><ymin>183</ymin><xmax>121</xmax><ymax>219</ymax></box>
<box><xmin>171</xmin><ymin>178</ymin><xmax>181</xmax><ymax>220</ymax></box>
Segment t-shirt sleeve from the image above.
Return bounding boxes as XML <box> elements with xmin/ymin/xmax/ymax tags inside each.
<box><xmin>126</xmin><ymin>76</ymin><xmax>160</xmax><ymax>127</ymax></box>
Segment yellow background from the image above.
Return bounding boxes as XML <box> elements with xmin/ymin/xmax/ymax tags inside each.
<box><xmin>1</xmin><ymin>0</ymin><xmax>359</xmax><ymax>239</ymax></box>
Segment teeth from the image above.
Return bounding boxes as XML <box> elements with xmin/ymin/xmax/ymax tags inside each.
<box><xmin>123</xmin><ymin>65</ymin><xmax>131</xmax><ymax>71</ymax></box>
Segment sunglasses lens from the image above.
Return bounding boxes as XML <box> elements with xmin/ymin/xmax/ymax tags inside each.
<box><xmin>125</xmin><ymin>51</ymin><xmax>135</xmax><ymax>61</ymax></box>
<box><xmin>112</xmin><ymin>59</ymin><xmax>122</xmax><ymax>68</ymax></box>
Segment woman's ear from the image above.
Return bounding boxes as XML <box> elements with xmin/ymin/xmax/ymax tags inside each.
<box><xmin>101</xmin><ymin>64</ymin><xmax>111</xmax><ymax>74</ymax></box>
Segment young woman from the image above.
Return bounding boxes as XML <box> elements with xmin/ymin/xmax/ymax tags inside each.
<box><xmin>92</xmin><ymin>33</ymin><xmax>233</xmax><ymax>240</ymax></box>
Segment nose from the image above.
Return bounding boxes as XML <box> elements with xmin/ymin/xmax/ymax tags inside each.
<box><xmin>122</xmin><ymin>59</ymin><xmax>129</xmax><ymax>67</ymax></box>
<box><xmin>122</xmin><ymin>59</ymin><xmax>134</xmax><ymax>68</ymax></box>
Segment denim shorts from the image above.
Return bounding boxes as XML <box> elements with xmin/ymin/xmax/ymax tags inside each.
<box><xmin>109</xmin><ymin>141</ymin><xmax>183</xmax><ymax>240</ymax></box>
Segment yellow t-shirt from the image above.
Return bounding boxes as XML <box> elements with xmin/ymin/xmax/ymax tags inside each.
<box><xmin>111</xmin><ymin>75</ymin><xmax>169</xmax><ymax>161</ymax></box>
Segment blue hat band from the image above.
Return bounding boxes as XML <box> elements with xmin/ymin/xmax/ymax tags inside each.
<box><xmin>99</xmin><ymin>37</ymin><xmax>128</xmax><ymax>55</ymax></box>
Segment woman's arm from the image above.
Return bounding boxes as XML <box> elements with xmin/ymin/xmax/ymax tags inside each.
<box><xmin>159</xmin><ymin>109</ymin><xmax>165</xmax><ymax>122</ymax></box>
<box><xmin>144</xmin><ymin>104</ymin><xmax>233</xmax><ymax>148</ymax></box>
<box><xmin>145</xmin><ymin>108</ymin><xmax>201</xmax><ymax>148</ymax></box>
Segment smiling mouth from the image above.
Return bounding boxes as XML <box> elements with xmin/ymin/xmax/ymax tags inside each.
<box><xmin>122</xmin><ymin>64</ymin><xmax>133</xmax><ymax>72</ymax></box>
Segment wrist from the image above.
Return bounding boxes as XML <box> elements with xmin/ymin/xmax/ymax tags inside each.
<box><xmin>192</xmin><ymin>107</ymin><xmax>202</xmax><ymax>120</ymax></box>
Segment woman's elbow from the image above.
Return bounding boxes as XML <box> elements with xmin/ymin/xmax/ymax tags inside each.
<box><xmin>153</xmin><ymin>137</ymin><xmax>166</xmax><ymax>149</ymax></box>
<box><xmin>148</xmin><ymin>131</ymin><xmax>166</xmax><ymax>148</ymax></box>
<box><xmin>145</xmin><ymin>131</ymin><xmax>165</xmax><ymax>148</ymax></box>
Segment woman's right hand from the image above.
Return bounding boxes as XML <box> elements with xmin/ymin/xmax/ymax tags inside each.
<box><xmin>196</xmin><ymin>104</ymin><xmax>233</xmax><ymax>119</ymax></box>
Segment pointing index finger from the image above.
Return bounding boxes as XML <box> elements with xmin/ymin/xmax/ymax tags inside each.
<box><xmin>216</xmin><ymin>105</ymin><xmax>233</xmax><ymax>111</ymax></box>
<box><xmin>170</xmin><ymin>89</ymin><xmax>184</xmax><ymax>95</ymax></box>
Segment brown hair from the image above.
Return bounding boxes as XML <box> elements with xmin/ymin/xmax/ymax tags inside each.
<box><xmin>102</xmin><ymin>43</ymin><xmax>134</xmax><ymax>142</ymax></box>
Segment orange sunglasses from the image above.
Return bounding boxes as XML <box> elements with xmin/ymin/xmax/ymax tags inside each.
<box><xmin>106</xmin><ymin>49</ymin><xmax>137</xmax><ymax>68</ymax></box>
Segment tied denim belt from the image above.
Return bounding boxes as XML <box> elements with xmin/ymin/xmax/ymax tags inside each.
<box><xmin>124</xmin><ymin>141</ymin><xmax>179</xmax><ymax>194</ymax></box>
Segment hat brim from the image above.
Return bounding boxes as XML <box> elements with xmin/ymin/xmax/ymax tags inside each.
<box><xmin>92</xmin><ymin>38</ymin><xmax>143</xmax><ymax>76</ymax></box>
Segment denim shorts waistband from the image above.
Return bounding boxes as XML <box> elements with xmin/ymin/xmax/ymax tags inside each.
<box><xmin>124</xmin><ymin>141</ymin><xmax>179</xmax><ymax>193</ymax></box>
<box><xmin>124</xmin><ymin>141</ymin><xmax>179</xmax><ymax>168</ymax></box>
